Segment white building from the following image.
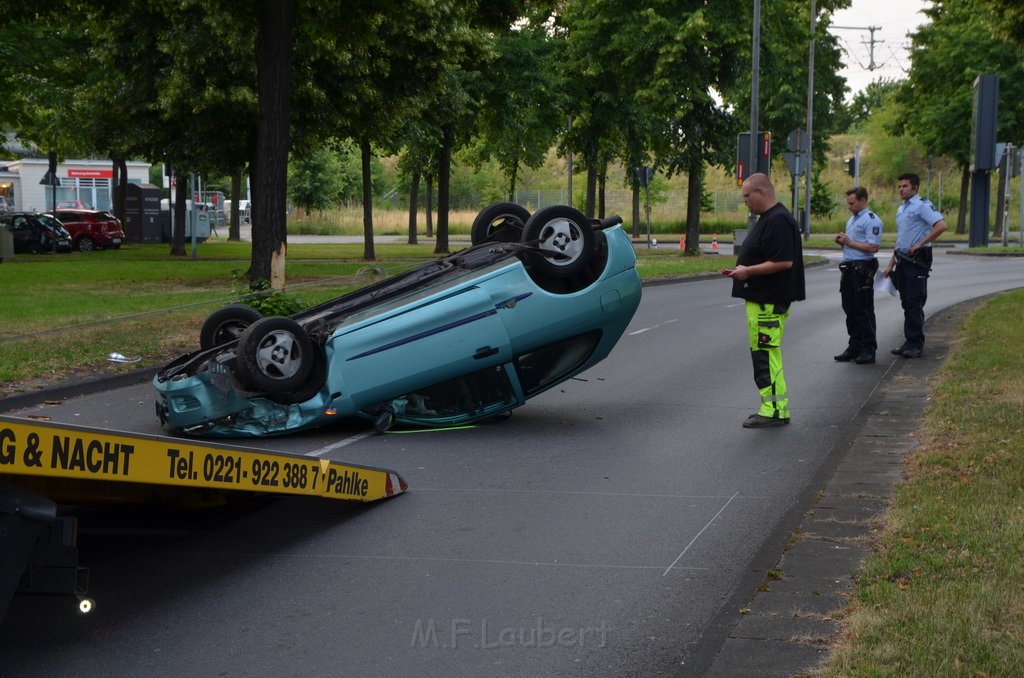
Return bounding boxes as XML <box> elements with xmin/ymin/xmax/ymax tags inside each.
<box><xmin>0</xmin><ymin>157</ymin><xmax>151</xmax><ymax>213</ymax></box>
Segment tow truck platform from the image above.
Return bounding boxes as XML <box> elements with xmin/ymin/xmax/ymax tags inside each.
<box><xmin>0</xmin><ymin>414</ymin><xmax>407</xmax><ymax>620</ymax></box>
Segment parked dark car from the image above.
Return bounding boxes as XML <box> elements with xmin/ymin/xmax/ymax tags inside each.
<box><xmin>48</xmin><ymin>209</ymin><xmax>125</xmax><ymax>251</ymax></box>
<box><xmin>155</xmin><ymin>204</ymin><xmax>642</xmax><ymax>437</ymax></box>
<box><xmin>1</xmin><ymin>212</ymin><xmax>72</xmax><ymax>254</ymax></box>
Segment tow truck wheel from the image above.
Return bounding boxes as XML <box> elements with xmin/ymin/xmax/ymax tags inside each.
<box><xmin>200</xmin><ymin>304</ymin><xmax>263</xmax><ymax>349</ymax></box>
<box><xmin>78</xmin><ymin>597</ymin><xmax>95</xmax><ymax>614</ymax></box>
<box><xmin>521</xmin><ymin>205</ymin><xmax>595</xmax><ymax>279</ymax></box>
<box><xmin>471</xmin><ymin>202</ymin><xmax>530</xmax><ymax>245</ymax></box>
<box><xmin>236</xmin><ymin>317</ymin><xmax>315</xmax><ymax>393</ymax></box>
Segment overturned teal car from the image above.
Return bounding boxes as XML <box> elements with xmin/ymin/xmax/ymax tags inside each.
<box><xmin>154</xmin><ymin>204</ymin><xmax>642</xmax><ymax>437</ymax></box>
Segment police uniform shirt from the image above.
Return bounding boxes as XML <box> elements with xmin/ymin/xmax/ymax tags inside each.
<box><xmin>843</xmin><ymin>208</ymin><xmax>882</xmax><ymax>262</ymax></box>
<box><xmin>895</xmin><ymin>194</ymin><xmax>943</xmax><ymax>254</ymax></box>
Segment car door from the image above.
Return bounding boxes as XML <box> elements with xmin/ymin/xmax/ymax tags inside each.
<box><xmin>329</xmin><ymin>283</ymin><xmax>515</xmax><ymax>409</ymax></box>
<box><xmin>9</xmin><ymin>216</ymin><xmax>38</xmax><ymax>252</ymax></box>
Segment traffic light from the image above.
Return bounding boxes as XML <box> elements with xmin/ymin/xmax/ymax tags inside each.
<box><xmin>846</xmin><ymin>157</ymin><xmax>856</xmax><ymax>177</ymax></box>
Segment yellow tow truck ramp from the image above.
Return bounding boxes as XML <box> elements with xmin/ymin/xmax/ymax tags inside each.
<box><xmin>0</xmin><ymin>414</ymin><xmax>407</xmax><ymax>620</ymax></box>
<box><xmin>0</xmin><ymin>415</ymin><xmax>407</xmax><ymax>502</ymax></box>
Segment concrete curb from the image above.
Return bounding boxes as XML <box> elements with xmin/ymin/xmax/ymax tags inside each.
<box><xmin>0</xmin><ymin>367</ymin><xmax>157</xmax><ymax>414</ymax></box>
<box><xmin>702</xmin><ymin>294</ymin><xmax>989</xmax><ymax>677</ymax></box>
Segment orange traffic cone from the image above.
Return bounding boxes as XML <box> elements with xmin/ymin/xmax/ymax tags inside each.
<box><xmin>710</xmin><ymin>233</ymin><xmax>719</xmax><ymax>252</ymax></box>
<box><xmin>678</xmin><ymin>236</ymin><xmax>686</xmax><ymax>255</ymax></box>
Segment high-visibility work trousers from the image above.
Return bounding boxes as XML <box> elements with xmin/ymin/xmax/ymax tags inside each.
<box><xmin>745</xmin><ymin>301</ymin><xmax>790</xmax><ymax>419</ymax></box>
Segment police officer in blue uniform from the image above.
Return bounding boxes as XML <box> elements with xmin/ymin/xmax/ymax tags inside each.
<box><xmin>882</xmin><ymin>173</ymin><xmax>947</xmax><ymax>358</ymax></box>
<box><xmin>834</xmin><ymin>187</ymin><xmax>883</xmax><ymax>364</ymax></box>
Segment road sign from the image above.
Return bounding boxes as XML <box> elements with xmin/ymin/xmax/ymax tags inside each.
<box><xmin>736</xmin><ymin>132</ymin><xmax>771</xmax><ymax>185</ymax></box>
<box><xmin>786</xmin><ymin>129</ymin><xmax>810</xmax><ymax>154</ymax></box>
<box><xmin>38</xmin><ymin>171</ymin><xmax>61</xmax><ymax>186</ymax></box>
<box><xmin>783</xmin><ymin>152</ymin><xmax>806</xmax><ymax>177</ymax></box>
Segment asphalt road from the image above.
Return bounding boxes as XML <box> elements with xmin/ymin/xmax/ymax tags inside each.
<box><xmin>2</xmin><ymin>250</ymin><xmax>1022</xmax><ymax>677</ymax></box>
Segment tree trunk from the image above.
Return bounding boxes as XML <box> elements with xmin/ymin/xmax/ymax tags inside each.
<box><xmin>685</xmin><ymin>157</ymin><xmax>703</xmax><ymax>256</ymax></box>
<box><xmin>361</xmin><ymin>136</ymin><xmax>375</xmax><ymax>261</ymax></box>
<box><xmin>110</xmin><ymin>158</ymin><xmax>127</xmax><ymax>222</ymax></box>
<box><xmin>407</xmin><ymin>169</ymin><xmax>420</xmax><ymax>245</ymax></box>
<box><xmin>507</xmin><ymin>163</ymin><xmax>518</xmax><ymax>203</ymax></box>
<box><xmin>170</xmin><ymin>177</ymin><xmax>187</xmax><ymax>256</ymax></box>
<box><xmin>956</xmin><ymin>164</ymin><xmax>969</xmax><ymax>234</ymax></box>
<box><xmin>229</xmin><ymin>168</ymin><xmax>242</xmax><ymax>241</ymax></box>
<box><xmin>435</xmin><ymin>128</ymin><xmax>452</xmax><ymax>254</ymax></box>
<box><xmin>425</xmin><ymin>173</ymin><xmax>434</xmax><ymax>238</ymax></box>
<box><xmin>597</xmin><ymin>168</ymin><xmax>606</xmax><ymax>219</ymax></box>
<box><xmin>584</xmin><ymin>158</ymin><xmax>597</xmax><ymax>219</ymax></box>
<box><xmin>994</xmin><ymin>159</ymin><xmax>1007</xmax><ymax>237</ymax></box>
<box><xmin>249</xmin><ymin>0</ymin><xmax>294</xmax><ymax>287</ymax></box>
<box><xmin>631</xmin><ymin>185</ymin><xmax>640</xmax><ymax>238</ymax></box>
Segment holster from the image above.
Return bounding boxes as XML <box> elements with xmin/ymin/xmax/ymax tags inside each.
<box><xmin>839</xmin><ymin>259</ymin><xmax>878</xmax><ymax>291</ymax></box>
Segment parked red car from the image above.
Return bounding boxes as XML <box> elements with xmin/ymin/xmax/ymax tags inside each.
<box><xmin>49</xmin><ymin>209</ymin><xmax>126</xmax><ymax>251</ymax></box>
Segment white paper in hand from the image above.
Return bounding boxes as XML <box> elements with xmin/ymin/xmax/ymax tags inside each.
<box><xmin>874</xmin><ymin>270</ymin><xmax>896</xmax><ymax>296</ymax></box>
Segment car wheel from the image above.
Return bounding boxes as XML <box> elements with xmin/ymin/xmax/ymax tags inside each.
<box><xmin>200</xmin><ymin>304</ymin><xmax>263</xmax><ymax>350</ymax></box>
<box><xmin>78</xmin><ymin>236</ymin><xmax>96</xmax><ymax>253</ymax></box>
<box><xmin>266</xmin><ymin>344</ymin><xmax>327</xmax><ymax>404</ymax></box>
<box><xmin>470</xmin><ymin>202</ymin><xmax>530</xmax><ymax>245</ymax></box>
<box><xmin>520</xmin><ymin>205</ymin><xmax>595</xmax><ymax>279</ymax></box>
<box><xmin>236</xmin><ymin>317</ymin><xmax>315</xmax><ymax>393</ymax></box>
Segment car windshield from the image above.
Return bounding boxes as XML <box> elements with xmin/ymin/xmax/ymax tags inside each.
<box><xmin>37</xmin><ymin>214</ymin><xmax>64</xmax><ymax>228</ymax></box>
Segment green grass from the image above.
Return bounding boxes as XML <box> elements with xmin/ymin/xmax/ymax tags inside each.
<box><xmin>820</xmin><ymin>290</ymin><xmax>1024</xmax><ymax>676</ymax></box>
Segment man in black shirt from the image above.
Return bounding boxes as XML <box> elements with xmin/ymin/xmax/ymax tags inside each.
<box><xmin>722</xmin><ymin>173</ymin><xmax>806</xmax><ymax>428</ymax></box>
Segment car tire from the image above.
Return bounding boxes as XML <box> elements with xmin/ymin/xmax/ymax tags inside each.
<box><xmin>200</xmin><ymin>304</ymin><xmax>263</xmax><ymax>350</ymax></box>
<box><xmin>236</xmin><ymin>317</ymin><xmax>316</xmax><ymax>394</ymax></box>
<box><xmin>470</xmin><ymin>202</ymin><xmax>530</xmax><ymax>245</ymax></box>
<box><xmin>78</xmin><ymin>236</ymin><xmax>96</xmax><ymax>253</ymax></box>
<box><xmin>520</xmin><ymin>205</ymin><xmax>595</xmax><ymax>279</ymax></box>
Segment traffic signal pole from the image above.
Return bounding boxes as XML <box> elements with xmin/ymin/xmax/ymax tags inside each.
<box><xmin>804</xmin><ymin>0</ymin><xmax>816</xmax><ymax>239</ymax></box>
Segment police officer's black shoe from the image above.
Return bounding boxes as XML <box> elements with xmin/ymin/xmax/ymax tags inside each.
<box><xmin>891</xmin><ymin>345</ymin><xmax>909</xmax><ymax>356</ymax></box>
<box><xmin>834</xmin><ymin>349</ymin><xmax>857</xmax><ymax>362</ymax></box>
<box><xmin>900</xmin><ymin>347</ymin><xmax>923</xmax><ymax>358</ymax></box>
<box><xmin>854</xmin><ymin>352</ymin><xmax>875</xmax><ymax>364</ymax></box>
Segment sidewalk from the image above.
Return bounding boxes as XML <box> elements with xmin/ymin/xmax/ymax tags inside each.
<box><xmin>703</xmin><ymin>297</ymin><xmax>976</xmax><ymax>677</ymax></box>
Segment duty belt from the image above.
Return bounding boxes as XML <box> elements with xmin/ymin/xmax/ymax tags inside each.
<box><xmin>839</xmin><ymin>259</ymin><xmax>877</xmax><ymax>272</ymax></box>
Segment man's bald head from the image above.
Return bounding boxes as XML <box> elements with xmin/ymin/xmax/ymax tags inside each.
<box><xmin>741</xmin><ymin>173</ymin><xmax>778</xmax><ymax>215</ymax></box>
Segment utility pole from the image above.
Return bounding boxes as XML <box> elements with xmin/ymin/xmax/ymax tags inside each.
<box><xmin>832</xmin><ymin>25</ymin><xmax>882</xmax><ymax>71</ymax></box>
<box><xmin>748</xmin><ymin>0</ymin><xmax>761</xmax><ymax>228</ymax></box>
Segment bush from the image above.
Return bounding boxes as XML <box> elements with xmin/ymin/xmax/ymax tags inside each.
<box><xmin>231</xmin><ymin>273</ymin><xmax>306</xmax><ymax>316</ymax></box>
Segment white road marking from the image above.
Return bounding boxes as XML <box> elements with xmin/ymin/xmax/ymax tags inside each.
<box><xmin>309</xmin><ymin>432</ymin><xmax>374</xmax><ymax>457</ymax></box>
<box><xmin>629</xmin><ymin>318</ymin><xmax>679</xmax><ymax>336</ymax></box>
<box><xmin>663</xmin><ymin>491</ymin><xmax>740</xmax><ymax>576</ymax></box>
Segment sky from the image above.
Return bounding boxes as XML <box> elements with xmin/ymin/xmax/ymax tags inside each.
<box><xmin>829</xmin><ymin>0</ymin><xmax>932</xmax><ymax>98</ymax></box>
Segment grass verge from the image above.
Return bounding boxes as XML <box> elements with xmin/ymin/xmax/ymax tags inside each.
<box><xmin>820</xmin><ymin>289</ymin><xmax>1024</xmax><ymax>676</ymax></box>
